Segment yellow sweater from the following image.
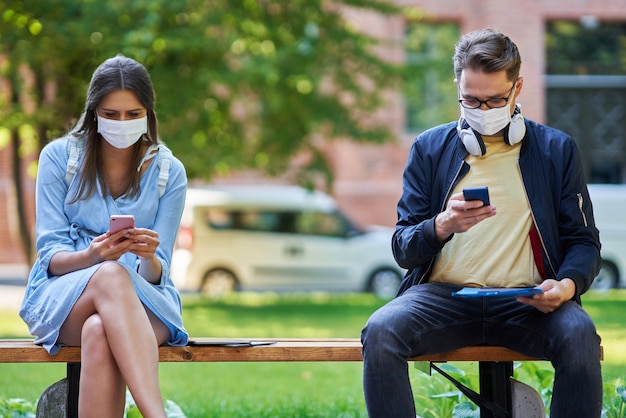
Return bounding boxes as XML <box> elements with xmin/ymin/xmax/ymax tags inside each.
<box><xmin>429</xmin><ymin>135</ymin><xmax>541</xmax><ymax>287</ymax></box>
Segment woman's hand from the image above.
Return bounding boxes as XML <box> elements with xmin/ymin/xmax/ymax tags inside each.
<box><xmin>124</xmin><ymin>228</ymin><xmax>160</xmax><ymax>260</ymax></box>
<box><xmin>104</xmin><ymin>228</ymin><xmax>162</xmax><ymax>283</ymax></box>
<box><xmin>99</xmin><ymin>228</ymin><xmax>162</xmax><ymax>283</ymax></box>
<box><xmin>48</xmin><ymin>231</ymin><xmax>133</xmax><ymax>276</ymax></box>
<box><xmin>91</xmin><ymin>231</ymin><xmax>134</xmax><ymax>261</ymax></box>
<box><xmin>124</xmin><ymin>228</ymin><xmax>163</xmax><ymax>283</ymax></box>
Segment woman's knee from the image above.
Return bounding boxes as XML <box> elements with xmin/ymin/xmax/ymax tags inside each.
<box><xmin>81</xmin><ymin>314</ymin><xmax>114</xmax><ymax>361</ymax></box>
<box><xmin>90</xmin><ymin>261</ymin><xmax>133</xmax><ymax>293</ymax></box>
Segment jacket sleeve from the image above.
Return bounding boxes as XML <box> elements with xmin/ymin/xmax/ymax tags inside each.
<box><xmin>392</xmin><ymin>139</ymin><xmax>449</xmax><ymax>270</ymax></box>
<box><xmin>555</xmin><ymin>138</ymin><xmax>601</xmax><ymax>295</ymax></box>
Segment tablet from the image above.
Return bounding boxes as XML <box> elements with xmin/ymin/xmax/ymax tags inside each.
<box><xmin>187</xmin><ymin>339</ymin><xmax>276</xmax><ymax>347</ymax></box>
<box><xmin>451</xmin><ymin>287</ymin><xmax>543</xmax><ymax>298</ymax></box>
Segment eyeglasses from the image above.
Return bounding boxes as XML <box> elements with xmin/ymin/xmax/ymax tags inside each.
<box><xmin>458</xmin><ymin>82</ymin><xmax>517</xmax><ymax>109</ymax></box>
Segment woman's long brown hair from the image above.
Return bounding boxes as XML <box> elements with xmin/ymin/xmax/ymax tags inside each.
<box><xmin>67</xmin><ymin>55</ymin><xmax>160</xmax><ymax>203</ymax></box>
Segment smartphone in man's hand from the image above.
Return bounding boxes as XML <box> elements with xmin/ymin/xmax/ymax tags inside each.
<box><xmin>463</xmin><ymin>187</ymin><xmax>490</xmax><ymax>206</ymax></box>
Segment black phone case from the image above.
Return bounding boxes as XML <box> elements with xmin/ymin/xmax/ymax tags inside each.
<box><xmin>463</xmin><ymin>187</ymin><xmax>490</xmax><ymax>206</ymax></box>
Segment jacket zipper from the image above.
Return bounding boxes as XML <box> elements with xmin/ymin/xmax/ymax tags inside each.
<box><xmin>577</xmin><ymin>193</ymin><xmax>588</xmax><ymax>227</ymax></box>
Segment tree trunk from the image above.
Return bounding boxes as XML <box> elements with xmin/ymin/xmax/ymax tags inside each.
<box><xmin>11</xmin><ymin>127</ymin><xmax>33</xmax><ymax>263</ymax></box>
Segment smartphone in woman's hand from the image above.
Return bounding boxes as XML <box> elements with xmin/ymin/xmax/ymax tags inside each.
<box><xmin>110</xmin><ymin>214</ymin><xmax>135</xmax><ymax>237</ymax></box>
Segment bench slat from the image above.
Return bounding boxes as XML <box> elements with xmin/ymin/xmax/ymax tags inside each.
<box><xmin>0</xmin><ymin>338</ymin><xmax>547</xmax><ymax>363</ymax></box>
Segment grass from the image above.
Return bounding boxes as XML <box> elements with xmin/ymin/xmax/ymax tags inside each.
<box><xmin>0</xmin><ymin>290</ymin><xmax>624</xmax><ymax>417</ymax></box>
<box><xmin>581</xmin><ymin>290</ymin><xmax>626</xmax><ymax>379</ymax></box>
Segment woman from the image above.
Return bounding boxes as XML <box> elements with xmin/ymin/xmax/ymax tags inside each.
<box><xmin>20</xmin><ymin>55</ymin><xmax>188</xmax><ymax>418</ymax></box>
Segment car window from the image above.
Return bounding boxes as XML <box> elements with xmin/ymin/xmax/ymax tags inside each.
<box><xmin>296</xmin><ymin>211</ymin><xmax>350</xmax><ymax>237</ymax></box>
<box><xmin>236</xmin><ymin>211</ymin><xmax>295</xmax><ymax>233</ymax></box>
<box><xmin>201</xmin><ymin>207</ymin><xmax>355</xmax><ymax>236</ymax></box>
<box><xmin>203</xmin><ymin>208</ymin><xmax>232</xmax><ymax>229</ymax></box>
<box><xmin>202</xmin><ymin>208</ymin><xmax>296</xmax><ymax>233</ymax></box>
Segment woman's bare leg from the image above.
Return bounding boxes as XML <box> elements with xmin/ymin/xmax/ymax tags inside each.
<box><xmin>78</xmin><ymin>314</ymin><xmax>126</xmax><ymax>417</ymax></box>
<box><xmin>59</xmin><ymin>261</ymin><xmax>171</xmax><ymax>418</ymax></box>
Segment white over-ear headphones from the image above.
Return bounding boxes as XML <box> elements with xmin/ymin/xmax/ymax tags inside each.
<box><xmin>457</xmin><ymin>103</ymin><xmax>526</xmax><ymax>156</ymax></box>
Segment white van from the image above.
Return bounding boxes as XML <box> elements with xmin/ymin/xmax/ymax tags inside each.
<box><xmin>170</xmin><ymin>185</ymin><xmax>405</xmax><ymax>298</ymax></box>
<box><xmin>588</xmin><ymin>184</ymin><xmax>626</xmax><ymax>289</ymax></box>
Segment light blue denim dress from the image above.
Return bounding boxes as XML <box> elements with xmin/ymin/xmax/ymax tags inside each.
<box><xmin>19</xmin><ymin>137</ymin><xmax>189</xmax><ymax>354</ymax></box>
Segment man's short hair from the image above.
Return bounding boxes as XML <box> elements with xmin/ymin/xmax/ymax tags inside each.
<box><xmin>453</xmin><ymin>28</ymin><xmax>522</xmax><ymax>82</ymax></box>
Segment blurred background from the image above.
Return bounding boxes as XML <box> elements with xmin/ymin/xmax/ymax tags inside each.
<box><xmin>1</xmin><ymin>0</ymin><xmax>626</xmax><ymax>292</ymax></box>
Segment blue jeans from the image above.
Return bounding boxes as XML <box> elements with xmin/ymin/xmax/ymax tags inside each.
<box><xmin>361</xmin><ymin>283</ymin><xmax>602</xmax><ymax>418</ymax></box>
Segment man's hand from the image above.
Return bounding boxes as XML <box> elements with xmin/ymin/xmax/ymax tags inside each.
<box><xmin>517</xmin><ymin>278</ymin><xmax>576</xmax><ymax>313</ymax></box>
<box><xmin>434</xmin><ymin>192</ymin><xmax>497</xmax><ymax>241</ymax></box>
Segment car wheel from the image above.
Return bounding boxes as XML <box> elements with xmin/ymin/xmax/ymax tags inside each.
<box><xmin>591</xmin><ymin>261</ymin><xmax>618</xmax><ymax>291</ymax></box>
<box><xmin>369</xmin><ymin>269</ymin><xmax>402</xmax><ymax>299</ymax></box>
<box><xmin>201</xmin><ymin>269</ymin><xmax>238</xmax><ymax>298</ymax></box>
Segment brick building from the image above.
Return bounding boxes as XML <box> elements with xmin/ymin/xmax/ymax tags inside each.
<box><xmin>2</xmin><ymin>0</ymin><xmax>626</xmax><ymax>264</ymax></box>
<box><xmin>330</xmin><ymin>0</ymin><xmax>626</xmax><ymax>231</ymax></box>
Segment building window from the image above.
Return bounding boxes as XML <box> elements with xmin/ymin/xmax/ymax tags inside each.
<box><xmin>546</xmin><ymin>20</ymin><xmax>626</xmax><ymax>75</ymax></box>
<box><xmin>546</xmin><ymin>20</ymin><xmax>626</xmax><ymax>184</ymax></box>
<box><xmin>403</xmin><ymin>22</ymin><xmax>460</xmax><ymax>134</ymax></box>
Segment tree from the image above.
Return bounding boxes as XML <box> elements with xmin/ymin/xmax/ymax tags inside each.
<box><xmin>0</xmin><ymin>0</ymin><xmax>402</xmax><ymax>260</ymax></box>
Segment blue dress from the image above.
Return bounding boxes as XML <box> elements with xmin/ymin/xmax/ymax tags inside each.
<box><xmin>19</xmin><ymin>137</ymin><xmax>189</xmax><ymax>354</ymax></box>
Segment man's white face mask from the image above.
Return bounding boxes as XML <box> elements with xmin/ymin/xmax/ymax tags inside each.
<box><xmin>97</xmin><ymin>115</ymin><xmax>147</xmax><ymax>149</ymax></box>
<box><xmin>461</xmin><ymin>105</ymin><xmax>512</xmax><ymax>136</ymax></box>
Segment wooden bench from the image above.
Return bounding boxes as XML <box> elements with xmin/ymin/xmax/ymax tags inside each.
<box><xmin>0</xmin><ymin>338</ymin><xmax>602</xmax><ymax>418</ymax></box>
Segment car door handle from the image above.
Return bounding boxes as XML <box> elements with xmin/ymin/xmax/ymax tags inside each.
<box><xmin>284</xmin><ymin>246</ymin><xmax>304</xmax><ymax>256</ymax></box>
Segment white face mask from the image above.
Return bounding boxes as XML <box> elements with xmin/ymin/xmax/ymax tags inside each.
<box><xmin>461</xmin><ymin>105</ymin><xmax>512</xmax><ymax>136</ymax></box>
<box><xmin>97</xmin><ymin>115</ymin><xmax>147</xmax><ymax>149</ymax></box>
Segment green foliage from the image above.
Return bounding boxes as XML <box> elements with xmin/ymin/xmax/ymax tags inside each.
<box><xmin>0</xmin><ymin>394</ymin><xmax>187</xmax><ymax>418</ymax></box>
<box><xmin>0</xmin><ymin>0</ymin><xmax>403</xmax><ymax>188</ymax></box>
<box><xmin>0</xmin><ymin>398</ymin><xmax>35</xmax><ymax>418</ymax></box>
<box><xmin>403</xmin><ymin>21</ymin><xmax>459</xmax><ymax>132</ymax></box>
<box><xmin>125</xmin><ymin>390</ymin><xmax>187</xmax><ymax>418</ymax></box>
<box><xmin>416</xmin><ymin>358</ymin><xmax>626</xmax><ymax>418</ymax></box>
<box><xmin>546</xmin><ymin>21</ymin><xmax>626</xmax><ymax>75</ymax></box>
<box><xmin>413</xmin><ymin>363</ymin><xmax>476</xmax><ymax>418</ymax></box>
<box><xmin>412</xmin><ymin>361</ymin><xmax>556</xmax><ymax>417</ymax></box>
<box><xmin>603</xmin><ymin>381</ymin><xmax>626</xmax><ymax>418</ymax></box>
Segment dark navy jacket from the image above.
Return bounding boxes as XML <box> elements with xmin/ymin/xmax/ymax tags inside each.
<box><xmin>393</xmin><ymin>119</ymin><xmax>601</xmax><ymax>302</ymax></box>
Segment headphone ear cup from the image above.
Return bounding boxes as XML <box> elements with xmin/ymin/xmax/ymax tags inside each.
<box><xmin>457</xmin><ymin>120</ymin><xmax>486</xmax><ymax>156</ymax></box>
<box><xmin>504</xmin><ymin>112</ymin><xmax>526</xmax><ymax>146</ymax></box>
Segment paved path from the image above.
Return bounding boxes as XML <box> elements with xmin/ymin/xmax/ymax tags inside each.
<box><xmin>0</xmin><ymin>286</ymin><xmax>25</xmax><ymax>312</ymax></box>
<box><xmin>0</xmin><ymin>264</ymin><xmax>28</xmax><ymax>312</ymax></box>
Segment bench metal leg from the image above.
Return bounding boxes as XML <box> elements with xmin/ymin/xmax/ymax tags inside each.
<box><xmin>479</xmin><ymin>361</ymin><xmax>513</xmax><ymax>418</ymax></box>
<box><xmin>429</xmin><ymin>361</ymin><xmax>512</xmax><ymax>417</ymax></box>
<box><xmin>67</xmin><ymin>363</ymin><xmax>80</xmax><ymax>418</ymax></box>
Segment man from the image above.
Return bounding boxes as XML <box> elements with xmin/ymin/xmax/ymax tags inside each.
<box><xmin>361</xmin><ymin>28</ymin><xmax>602</xmax><ymax>418</ymax></box>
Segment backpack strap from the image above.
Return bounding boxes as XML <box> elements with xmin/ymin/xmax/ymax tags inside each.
<box><xmin>65</xmin><ymin>137</ymin><xmax>84</xmax><ymax>187</ymax></box>
<box><xmin>141</xmin><ymin>144</ymin><xmax>173</xmax><ymax>198</ymax></box>
<box><xmin>156</xmin><ymin>145</ymin><xmax>172</xmax><ymax>198</ymax></box>
<box><xmin>65</xmin><ymin>139</ymin><xmax>172</xmax><ymax>197</ymax></box>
